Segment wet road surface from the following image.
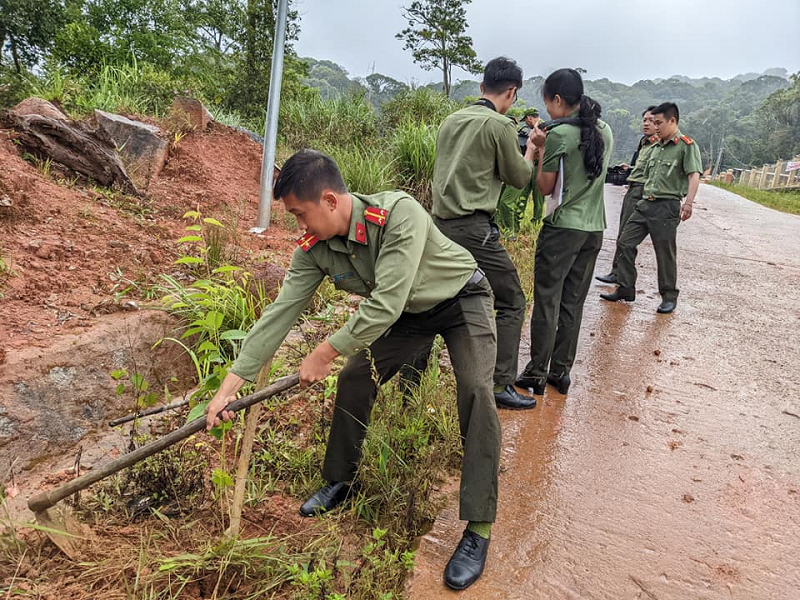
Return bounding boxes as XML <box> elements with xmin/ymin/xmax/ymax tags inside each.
<box><xmin>407</xmin><ymin>184</ymin><xmax>800</xmax><ymax>599</ymax></box>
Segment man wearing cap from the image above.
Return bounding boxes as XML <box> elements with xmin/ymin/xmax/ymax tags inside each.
<box><xmin>431</xmin><ymin>56</ymin><xmax>538</xmax><ymax>410</ymax></box>
<box><xmin>204</xmin><ymin>149</ymin><xmax>502</xmax><ymax>590</ymax></box>
<box><xmin>601</xmin><ymin>102</ymin><xmax>702</xmax><ymax>314</ymax></box>
<box><xmin>595</xmin><ymin>106</ymin><xmax>658</xmax><ymax>284</ymax></box>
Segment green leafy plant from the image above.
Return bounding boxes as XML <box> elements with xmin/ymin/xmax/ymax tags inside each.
<box><xmin>175</xmin><ymin>209</ymin><xmax>230</xmax><ymax>275</ymax></box>
<box><xmin>111</xmin><ymin>368</ymin><xmax>158</xmax><ymax>409</ymax></box>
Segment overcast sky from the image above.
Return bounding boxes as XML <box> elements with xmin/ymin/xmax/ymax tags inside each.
<box><xmin>293</xmin><ymin>0</ymin><xmax>800</xmax><ymax>85</ymax></box>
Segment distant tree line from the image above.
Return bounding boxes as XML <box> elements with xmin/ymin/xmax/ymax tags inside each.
<box><xmin>304</xmin><ymin>59</ymin><xmax>799</xmax><ymax>169</ymax></box>
<box><xmin>1</xmin><ymin>0</ymin><xmax>797</xmax><ymax>171</ymax></box>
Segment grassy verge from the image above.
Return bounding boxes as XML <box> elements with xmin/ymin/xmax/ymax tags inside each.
<box><xmin>706</xmin><ymin>181</ymin><xmax>800</xmax><ymax>215</ymax></box>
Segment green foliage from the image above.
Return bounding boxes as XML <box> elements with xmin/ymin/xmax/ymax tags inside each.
<box><xmin>302</xmin><ymin>57</ymin><xmax>366</xmax><ymax>100</ymax></box>
<box><xmin>52</xmin><ymin>0</ymin><xmax>195</xmax><ymax>74</ymax></box>
<box><xmin>280</xmin><ymin>91</ymin><xmax>378</xmax><ymax>151</ymax></box>
<box><xmin>0</xmin><ymin>0</ymin><xmax>65</xmax><ymax>72</ymax></box>
<box><xmin>28</xmin><ymin>59</ymin><xmax>176</xmax><ymax>117</ymax></box>
<box><xmin>363</xmin><ymin>72</ymin><xmax>409</xmax><ymax>107</ymax></box>
<box><xmin>396</xmin><ymin>0</ymin><xmax>482</xmax><ymax>97</ymax></box>
<box><xmin>392</xmin><ymin>121</ymin><xmax>437</xmax><ymax>208</ymax></box>
<box><xmin>0</xmin><ymin>64</ymin><xmax>33</xmax><ymax>106</ymax></box>
<box><xmin>379</xmin><ymin>87</ymin><xmax>460</xmax><ymax>130</ymax></box>
<box><xmin>111</xmin><ymin>367</ymin><xmax>159</xmax><ymax>410</ymax></box>
<box><xmin>321</xmin><ymin>143</ymin><xmax>397</xmax><ymax>195</ymax></box>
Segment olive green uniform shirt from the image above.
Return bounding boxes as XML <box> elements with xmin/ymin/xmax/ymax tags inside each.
<box><xmin>432</xmin><ymin>104</ymin><xmax>533</xmax><ymax>219</ymax></box>
<box><xmin>541</xmin><ymin>117</ymin><xmax>614</xmax><ymax>232</ymax></box>
<box><xmin>643</xmin><ymin>130</ymin><xmax>702</xmax><ymax>200</ymax></box>
<box><xmin>627</xmin><ymin>135</ymin><xmax>658</xmax><ymax>184</ymax></box>
<box><xmin>231</xmin><ymin>191</ymin><xmax>477</xmax><ymax>382</ymax></box>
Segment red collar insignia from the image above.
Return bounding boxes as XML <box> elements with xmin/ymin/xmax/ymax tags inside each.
<box><xmin>296</xmin><ymin>233</ymin><xmax>319</xmax><ymax>252</ymax></box>
<box><xmin>355</xmin><ymin>221</ymin><xmax>367</xmax><ymax>244</ymax></box>
<box><xmin>364</xmin><ymin>207</ymin><xmax>388</xmax><ymax>226</ymax></box>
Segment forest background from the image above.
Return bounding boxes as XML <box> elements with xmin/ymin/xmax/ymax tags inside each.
<box><xmin>1</xmin><ymin>0</ymin><xmax>798</xmax><ymax>171</ymax></box>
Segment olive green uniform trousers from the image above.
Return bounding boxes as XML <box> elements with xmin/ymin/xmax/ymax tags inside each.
<box><xmin>616</xmin><ymin>198</ymin><xmax>681</xmax><ymax>302</ymax></box>
<box><xmin>434</xmin><ymin>212</ymin><xmax>526</xmax><ymax>387</ymax></box>
<box><xmin>609</xmin><ymin>183</ymin><xmax>644</xmax><ymax>277</ymax></box>
<box><xmin>323</xmin><ymin>276</ymin><xmax>501</xmax><ymax>522</ymax></box>
<box><xmin>520</xmin><ymin>225</ymin><xmax>603</xmax><ymax>379</ymax></box>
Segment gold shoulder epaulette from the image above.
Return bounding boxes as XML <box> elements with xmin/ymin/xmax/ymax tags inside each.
<box><xmin>680</xmin><ymin>135</ymin><xmax>694</xmax><ymax>145</ymax></box>
<box><xmin>364</xmin><ymin>207</ymin><xmax>388</xmax><ymax>226</ymax></box>
<box><xmin>296</xmin><ymin>233</ymin><xmax>319</xmax><ymax>252</ymax></box>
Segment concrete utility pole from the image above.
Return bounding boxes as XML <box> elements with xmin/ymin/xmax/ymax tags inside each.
<box><xmin>252</xmin><ymin>0</ymin><xmax>289</xmax><ymax>233</ymax></box>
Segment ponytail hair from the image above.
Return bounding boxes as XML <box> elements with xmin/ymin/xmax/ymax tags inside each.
<box><xmin>542</xmin><ymin>69</ymin><xmax>605</xmax><ymax>180</ymax></box>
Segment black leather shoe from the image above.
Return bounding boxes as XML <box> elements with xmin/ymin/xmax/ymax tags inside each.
<box><xmin>547</xmin><ymin>372</ymin><xmax>571</xmax><ymax>394</ymax></box>
<box><xmin>444</xmin><ymin>529</ymin><xmax>490</xmax><ymax>590</ymax></box>
<box><xmin>595</xmin><ymin>272</ymin><xmax>617</xmax><ymax>284</ymax></box>
<box><xmin>600</xmin><ymin>287</ymin><xmax>635</xmax><ymax>302</ymax></box>
<box><xmin>299</xmin><ymin>482</ymin><xmax>351</xmax><ymax>517</ymax></box>
<box><xmin>657</xmin><ymin>300</ymin><xmax>677</xmax><ymax>314</ymax></box>
<box><xmin>494</xmin><ymin>385</ymin><xmax>537</xmax><ymax>410</ymax></box>
<box><xmin>514</xmin><ymin>374</ymin><xmax>546</xmax><ymax>395</ymax></box>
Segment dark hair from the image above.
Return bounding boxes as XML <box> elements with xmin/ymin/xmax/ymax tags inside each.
<box><xmin>542</xmin><ymin>68</ymin><xmax>605</xmax><ymax>180</ymax></box>
<box><xmin>642</xmin><ymin>105</ymin><xmax>656</xmax><ymax>117</ymax></box>
<box><xmin>652</xmin><ymin>102</ymin><xmax>680</xmax><ymax>123</ymax></box>
<box><xmin>483</xmin><ymin>56</ymin><xmax>523</xmax><ymax>94</ymax></box>
<box><xmin>273</xmin><ymin>149</ymin><xmax>348</xmax><ymax>202</ymax></box>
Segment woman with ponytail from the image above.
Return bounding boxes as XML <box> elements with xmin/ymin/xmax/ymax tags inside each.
<box><xmin>515</xmin><ymin>68</ymin><xmax>613</xmax><ymax>395</ymax></box>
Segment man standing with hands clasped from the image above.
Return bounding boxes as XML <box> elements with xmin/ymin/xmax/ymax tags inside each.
<box><xmin>601</xmin><ymin>102</ymin><xmax>701</xmax><ymax>314</ymax></box>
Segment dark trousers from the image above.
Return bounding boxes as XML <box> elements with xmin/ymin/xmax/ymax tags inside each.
<box><xmin>520</xmin><ymin>225</ymin><xmax>603</xmax><ymax>378</ymax></box>
<box><xmin>434</xmin><ymin>213</ymin><xmax>526</xmax><ymax>387</ymax></box>
<box><xmin>610</xmin><ymin>183</ymin><xmax>644</xmax><ymax>276</ymax></box>
<box><xmin>322</xmin><ymin>276</ymin><xmax>501</xmax><ymax>522</ymax></box>
<box><xmin>616</xmin><ymin>198</ymin><xmax>681</xmax><ymax>301</ymax></box>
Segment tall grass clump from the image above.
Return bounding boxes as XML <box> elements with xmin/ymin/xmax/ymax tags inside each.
<box><xmin>76</xmin><ymin>61</ymin><xmax>175</xmax><ymax>116</ymax></box>
<box><xmin>380</xmin><ymin>88</ymin><xmax>460</xmax><ymax>130</ymax></box>
<box><xmin>393</xmin><ymin>121</ymin><xmax>437</xmax><ymax>209</ymax></box>
<box><xmin>28</xmin><ymin>60</ymin><xmax>176</xmax><ymax>117</ymax></box>
<box><xmin>321</xmin><ymin>143</ymin><xmax>397</xmax><ymax>194</ymax></box>
<box><xmin>280</xmin><ymin>91</ymin><xmax>377</xmax><ymax>151</ymax></box>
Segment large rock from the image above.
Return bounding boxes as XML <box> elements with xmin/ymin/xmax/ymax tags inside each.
<box><xmin>94</xmin><ymin>110</ymin><xmax>168</xmax><ymax>189</ymax></box>
<box><xmin>170</xmin><ymin>96</ymin><xmax>213</xmax><ymax>130</ymax></box>
<box><xmin>13</xmin><ymin>97</ymin><xmax>67</xmax><ymax>121</ymax></box>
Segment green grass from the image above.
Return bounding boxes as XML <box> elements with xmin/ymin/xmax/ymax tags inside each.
<box><xmin>320</xmin><ymin>143</ymin><xmax>397</xmax><ymax>194</ymax></box>
<box><xmin>708</xmin><ymin>181</ymin><xmax>800</xmax><ymax>215</ymax></box>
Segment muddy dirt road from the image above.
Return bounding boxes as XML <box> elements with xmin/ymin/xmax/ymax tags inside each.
<box><xmin>408</xmin><ymin>184</ymin><xmax>800</xmax><ymax>599</ymax></box>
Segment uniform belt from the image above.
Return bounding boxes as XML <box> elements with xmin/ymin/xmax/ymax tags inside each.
<box><xmin>628</xmin><ymin>182</ymin><xmax>644</xmax><ymax>189</ymax></box>
<box><xmin>645</xmin><ymin>195</ymin><xmax>680</xmax><ymax>201</ymax></box>
<box><xmin>467</xmin><ymin>268</ymin><xmax>485</xmax><ymax>286</ymax></box>
<box><xmin>435</xmin><ymin>210</ymin><xmax>492</xmax><ymax>223</ymax></box>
